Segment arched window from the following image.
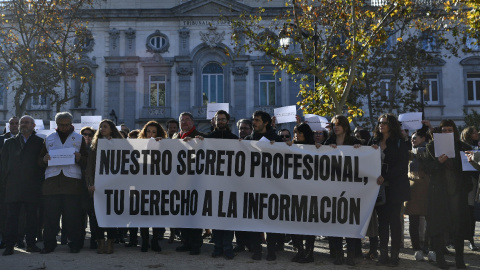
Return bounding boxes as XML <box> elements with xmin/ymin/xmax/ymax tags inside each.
<box><xmin>202</xmin><ymin>63</ymin><xmax>224</xmax><ymax>105</ymax></box>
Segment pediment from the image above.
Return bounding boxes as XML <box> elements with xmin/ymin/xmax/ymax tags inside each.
<box><xmin>460</xmin><ymin>56</ymin><xmax>480</xmax><ymax>66</ymax></box>
<box><xmin>172</xmin><ymin>0</ymin><xmax>252</xmax><ymax>16</ymax></box>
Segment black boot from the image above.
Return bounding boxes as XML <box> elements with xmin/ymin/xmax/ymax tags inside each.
<box><xmin>299</xmin><ymin>237</ymin><xmax>314</xmax><ymax>263</ymax></box>
<box><xmin>346</xmin><ymin>251</ymin><xmax>355</xmax><ymax>266</ymax></box>
<box><xmin>141</xmin><ymin>229</ymin><xmax>149</xmax><ymax>252</ymax></box>
<box><xmin>291</xmin><ymin>248</ymin><xmax>305</xmax><ymax>262</ymax></box>
<box><xmin>455</xmin><ymin>239</ymin><xmax>466</xmax><ymax>269</ymax></box>
<box><xmin>436</xmin><ymin>249</ymin><xmax>449</xmax><ymax>270</ymax></box>
<box><xmin>333</xmin><ymin>250</ymin><xmax>344</xmax><ymax>265</ymax></box>
<box><xmin>365</xmin><ymin>236</ymin><xmax>378</xmax><ymax>260</ymax></box>
<box><xmin>389</xmin><ymin>248</ymin><xmax>400</xmax><ymax>267</ymax></box>
<box><xmin>376</xmin><ymin>248</ymin><xmax>389</xmax><ymax>266</ymax></box>
<box><xmin>151</xmin><ymin>238</ymin><xmax>161</xmax><ymax>252</ymax></box>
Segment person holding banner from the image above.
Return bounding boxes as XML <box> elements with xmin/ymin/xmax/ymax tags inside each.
<box><xmin>86</xmin><ymin>119</ymin><xmax>124</xmax><ymax>254</ymax></box>
<box><xmin>323</xmin><ymin>115</ymin><xmax>362</xmax><ymax>266</ymax></box>
<box><xmin>172</xmin><ymin>112</ymin><xmax>205</xmax><ymax>255</ymax></box>
<box><xmin>136</xmin><ymin>121</ymin><xmax>167</xmax><ymax>252</ymax></box>
<box><xmin>199</xmin><ymin>110</ymin><xmax>238</xmax><ymax>260</ymax></box>
<box><xmin>244</xmin><ymin>110</ymin><xmax>284</xmax><ymax>261</ymax></box>
<box><xmin>236</xmin><ymin>119</ymin><xmax>252</xmax><ymax>139</ymax></box>
<box><xmin>39</xmin><ymin>112</ymin><xmax>88</xmax><ymax>254</ymax></box>
<box><xmin>425</xmin><ymin>120</ymin><xmax>473</xmax><ymax>269</ymax></box>
<box><xmin>368</xmin><ymin>114</ymin><xmax>410</xmax><ymax>267</ymax></box>
<box><xmin>285</xmin><ymin>122</ymin><xmax>317</xmax><ymax>264</ymax></box>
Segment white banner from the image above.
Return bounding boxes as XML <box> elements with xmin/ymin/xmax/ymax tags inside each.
<box><xmin>94</xmin><ymin>139</ymin><xmax>381</xmax><ymax>238</ymax></box>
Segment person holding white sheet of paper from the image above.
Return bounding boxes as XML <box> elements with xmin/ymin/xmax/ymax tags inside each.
<box><xmin>39</xmin><ymin>112</ymin><xmax>88</xmax><ymax>255</ymax></box>
<box><xmin>460</xmin><ymin>127</ymin><xmax>480</xmax><ymax>252</ymax></box>
<box><xmin>86</xmin><ymin>119</ymin><xmax>124</xmax><ymax>254</ymax></box>
<box><xmin>425</xmin><ymin>119</ymin><xmax>473</xmax><ymax>269</ymax></box>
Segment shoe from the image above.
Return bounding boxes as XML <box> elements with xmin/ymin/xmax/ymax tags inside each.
<box><xmin>415</xmin><ymin>250</ymin><xmax>425</xmax><ymax>261</ymax></box>
<box><xmin>211</xmin><ymin>250</ymin><xmax>223</xmax><ymax>258</ymax></box>
<box><xmin>298</xmin><ymin>253</ymin><xmax>314</xmax><ymax>263</ymax></box>
<box><xmin>233</xmin><ymin>246</ymin><xmax>245</xmax><ymax>253</ymax></box>
<box><xmin>251</xmin><ymin>252</ymin><xmax>262</xmax><ymax>260</ymax></box>
<box><xmin>469</xmin><ymin>242</ymin><xmax>478</xmax><ymax>251</ymax></box>
<box><xmin>40</xmin><ymin>247</ymin><xmax>54</xmax><ymax>254</ymax></box>
<box><xmin>26</xmin><ymin>245</ymin><xmax>41</xmax><ymax>252</ymax></box>
<box><xmin>189</xmin><ymin>249</ymin><xmax>200</xmax><ymax>255</ymax></box>
<box><xmin>291</xmin><ymin>250</ymin><xmax>305</xmax><ymax>262</ymax></box>
<box><xmin>176</xmin><ymin>245</ymin><xmax>191</xmax><ymax>252</ymax></box>
<box><xmin>389</xmin><ymin>257</ymin><xmax>400</xmax><ymax>267</ymax></box>
<box><xmin>364</xmin><ymin>250</ymin><xmax>378</xmax><ymax>260</ymax></box>
<box><xmin>2</xmin><ymin>246</ymin><xmax>13</xmax><ymax>256</ymax></box>
<box><xmin>376</xmin><ymin>249</ymin><xmax>389</xmax><ymax>266</ymax></box>
<box><xmin>266</xmin><ymin>252</ymin><xmax>276</xmax><ymax>261</ymax></box>
<box><xmin>428</xmin><ymin>251</ymin><xmax>436</xmax><ymax>262</ymax></box>
<box><xmin>70</xmin><ymin>248</ymin><xmax>80</xmax><ymax>253</ymax></box>
<box><xmin>16</xmin><ymin>241</ymin><xmax>25</xmax><ymax>249</ymax></box>
<box><xmin>224</xmin><ymin>251</ymin><xmax>235</xmax><ymax>260</ymax></box>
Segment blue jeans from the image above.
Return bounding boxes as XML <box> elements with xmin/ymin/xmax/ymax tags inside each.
<box><xmin>213</xmin><ymin>229</ymin><xmax>234</xmax><ymax>254</ymax></box>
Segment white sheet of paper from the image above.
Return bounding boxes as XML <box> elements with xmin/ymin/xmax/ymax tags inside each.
<box><xmin>116</xmin><ymin>125</ymin><xmax>122</xmax><ymax>131</ymax></box>
<box><xmin>398</xmin><ymin>112</ymin><xmax>422</xmax><ymax>130</ymax></box>
<box><xmin>35</xmin><ymin>129</ymin><xmax>55</xmax><ymax>139</ymax></box>
<box><xmin>304</xmin><ymin>114</ymin><xmax>329</xmax><ymax>131</ymax></box>
<box><xmin>433</xmin><ymin>133</ymin><xmax>455</xmax><ymax>158</ymax></box>
<box><xmin>460</xmin><ymin>151</ymin><xmax>478</xmax><ymax>171</ymax></box>
<box><xmin>274</xmin><ymin>105</ymin><xmax>296</xmax><ymax>124</ymax></box>
<box><xmin>81</xmin><ymin>116</ymin><xmax>102</xmax><ymax>129</ymax></box>
<box><xmin>5</xmin><ymin>123</ymin><xmax>9</xmax><ymax>133</ymax></box>
<box><xmin>259</xmin><ymin>136</ymin><xmax>271</xmax><ymax>143</ymax></box>
<box><xmin>48</xmin><ymin>147</ymin><xmax>76</xmax><ymax>166</ymax></box>
<box><xmin>50</xmin><ymin>121</ymin><xmax>57</xmax><ymax>130</ymax></box>
<box><xmin>73</xmin><ymin>123</ymin><xmax>82</xmax><ymax>134</ymax></box>
<box><xmin>34</xmin><ymin>119</ymin><xmax>44</xmax><ymax>131</ymax></box>
<box><xmin>206</xmin><ymin>103</ymin><xmax>229</xmax><ymax>119</ymax></box>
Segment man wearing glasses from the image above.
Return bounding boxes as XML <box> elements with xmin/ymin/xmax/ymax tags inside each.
<box><xmin>278</xmin><ymin>129</ymin><xmax>292</xmax><ymax>142</ymax></box>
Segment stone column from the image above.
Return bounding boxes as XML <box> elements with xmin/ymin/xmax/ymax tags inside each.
<box><xmin>176</xmin><ymin>65</ymin><xmax>193</xmax><ymax>112</ymax></box>
<box><xmin>232</xmin><ymin>65</ymin><xmax>249</xmax><ymax>119</ymax></box>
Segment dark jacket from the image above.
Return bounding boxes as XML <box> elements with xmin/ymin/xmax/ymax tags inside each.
<box><xmin>425</xmin><ymin>140</ymin><xmax>473</xmax><ymax>238</ymax></box>
<box><xmin>244</xmin><ymin>127</ymin><xmax>283</xmax><ymax>142</ymax></box>
<box><xmin>324</xmin><ymin>135</ymin><xmax>361</xmax><ymax>146</ymax></box>
<box><xmin>205</xmin><ymin>129</ymin><xmax>238</xmax><ymax>140</ymax></box>
<box><xmin>368</xmin><ymin>136</ymin><xmax>410</xmax><ymax>203</ymax></box>
<box><xmin>0</xmin><ymin>133</ymin><xmax>44</xmax><ymax>203</ymax></box>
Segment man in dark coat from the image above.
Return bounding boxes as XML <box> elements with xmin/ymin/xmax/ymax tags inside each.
<box><xmin>0</xmin><ymin>116</ymin><xmax>19</xmax><ymax>249</ymax></box>
<box><xmin>202</xmin><ymin>110</ymin><xmax>238</xmax><ymax>259</ymax></box>
<box><xmin>243</xmin><ymin>110</ymin><xmax>284</xmax><ymax>261</ymax></box>
<box><xmin>1</xmin><ymin>115</ymin><xmax>44</xmax><ymax>255</ymax></box>
<box><xmin>173</xmin><ymin>112</ymin><xmax>205</xmax><ymax>255</ymax></box>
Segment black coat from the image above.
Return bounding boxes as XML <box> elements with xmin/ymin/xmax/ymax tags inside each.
<box><xmin>0</xmin><ymin>133</ymin><xmax>44</xmax><ymax>203</ymax></box>
<box><xmin>205</xmin><ymin>129</ymin><xmax>238</xmax><ymax>140</ymax></box>
<box><xmin>368</xmin><ymin>136</ymin><xmax>410</xmax><ymax>203</ymax></box>
<box><xmin>244</xmin><ymin>127</ymin><xmax>283</xmax><ymax>142</ymax></box>
<box><xmin>425</xmin><ymin>140</ymin><xmax>473</xmax><ymax>238</ymax></box>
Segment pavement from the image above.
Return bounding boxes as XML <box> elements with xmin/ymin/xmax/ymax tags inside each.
<box><xmin>1</xmin><ymin>220</ymin><xmax>480</xmax><ymax>270</ymax></box>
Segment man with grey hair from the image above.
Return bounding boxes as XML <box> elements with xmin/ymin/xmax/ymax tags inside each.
<box><xmin>172</xmin><ymin>112</ymin><xmax>205</xmax><ymax>255</ymax></box>
<box><xmin>38</xmin><ymin>112</ymin><xmax>88</xmax><ymax>254</ymax></box>
<box><xmin>1</xmin><ymin>115</ymin><xmax>44</xmax><ymax>255</ymax></box>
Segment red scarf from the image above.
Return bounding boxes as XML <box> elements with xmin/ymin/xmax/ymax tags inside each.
<box><xmin>180</xmin><ymin>127</ymin><xmax>196</xmax><ymax>139</ymax></box>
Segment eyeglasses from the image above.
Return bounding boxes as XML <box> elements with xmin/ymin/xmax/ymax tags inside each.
<box><xmin>216</xmin><ymin>118</ymin><xmax>228</xmax><ymax>122</ymax></box>
<box><xmin>82</xmin><ymin>133</ymin><xmax>94</xmax><ymax>137</ymax></box>
<box><xmin>281</xmin><ymin>135</ymin><xmax>290</xmax><ymax>138</ymax></box>
<box><xmin>239</xmin><ymin>127</ymin><xmax>251</xmax><ymax>130</ymax></box>
<box><xmin>378</xmin><ymin>121</ymin><xmax>388</xmax><ymax>126</ymax></box>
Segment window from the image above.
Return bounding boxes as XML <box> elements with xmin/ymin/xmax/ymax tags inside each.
<box><xmin>467</xmin><ymin>73</ymin><xmax>480</xmax><ymax>103</ymax></box>
<box><xmin>202</xmin><ymin>63</ymin><xmax>224</xmax><ymax>105</ymax></box>
<box><xmin>149</xmin><ymin>75</ymin><xmax>166</xmax><ymax>107</ymax></box>
<box><xmin>422</xmin><ymin>33</ymin><xmax>438</xmax><ymax>52</ymax></box>
<box><xmin>379</xmin><ymin>79</ymin><xmax>391</xmax><ymax>100</ymax></box>
<box><xmin>423</xmin><ymin>74</ymin><xmax>439</xmax><ymax>104</ymax></box>
<box><xmin>146</xmin><ymin>30</ymin><xmax>169</xmax><ymax>53</ymax></box>
<box><xmin>31</xmin><ymin>92</ymin><xmax>47</xmax><ymax>108</ymax></box>
<box><xmin>259</xmin><ymin>74</ymin><xmax>276</xmax><ymax>105</ymax></box>
<box><xmin>466</xmin><ymin>35</ymin><xmax>479</xmax><ymax>51</ymax></box>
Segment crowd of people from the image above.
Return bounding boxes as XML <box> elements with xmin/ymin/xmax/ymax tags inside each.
<box><xmin>0</xmin><ymin>110</ymin><xmax>479</xmax><ymax>269</ymax></box>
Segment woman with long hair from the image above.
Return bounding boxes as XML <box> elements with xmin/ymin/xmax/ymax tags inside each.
<box><xmin>323</xmin><ymin>115</ymin><xmax>362</xmax><ymax>266</ymax></box>
<box><xmin>286</xmin><ymin>123</ymin><xmax>316</xmax><ymax>263</ymax></box>
<box><xmin>137</xmin><ymin>120</ymin><xmax>167</xmax><ymax>252</ymax></box>
<box><xmin>86</xmin><ymin>119</ymin><xmax>124</xmax><ymax>254</ymax></box>
<box><xmin>368</xmin><ymin>114</ymin><xmax>410</xmax><ymax>267</ymax></box>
